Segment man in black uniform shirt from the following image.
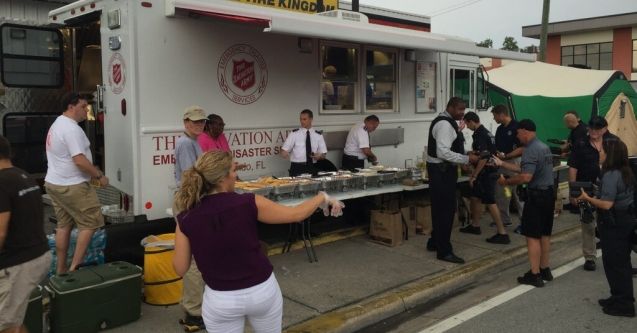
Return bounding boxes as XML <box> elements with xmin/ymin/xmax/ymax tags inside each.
<box><xmin>562</xmin><ymin>110</ymin><xmax>588</xmax><ymax>155</ymax></box>
<box><xmin>568</xmin><ymin>116</ymin><xmax>618</xmax><ymax>272</ymax></box>
<box><xmin>0</xmin><ymin>135</ymin><xmax>51</xmax><ymax>332</ymax></box>
<box><xmin>460</xmin><ymin>112</ymin><xmax>510</xmax><ymax>244</ymax></box>
<box><xmin>426</xmin><ymin>97</ymin><xmax>478</xmax><ymax>264</ymax></box>
<box><xmin>491</xmin><ymin>105</ymin><xmax>524</xmax><ymax>230</ymax></box>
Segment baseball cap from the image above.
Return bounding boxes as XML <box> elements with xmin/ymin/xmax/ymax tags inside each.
<box><xmin>517</xmin><ymin>119</ymin><xmax>536</xmax><ymax>132</ymax></box>
<box><xmin>183</xmin><ymin>105</ymin><xmax>206</xmax><ymax>121</ymax></box>
<box><xmin>588</xmin><ymin>115</ymin><xmax>608</xmax><ymax>129</ymax></box>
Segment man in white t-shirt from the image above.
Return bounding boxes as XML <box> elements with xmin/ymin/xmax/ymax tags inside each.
<box><xmin>342</xmin><ymin>115</ymin><xmax>380</xmax><ymax>171</ymax></box>
<box><xmin>45</xmin><ymin>93</ymin><xmax>108</xmax><ymax>273</ymax></box>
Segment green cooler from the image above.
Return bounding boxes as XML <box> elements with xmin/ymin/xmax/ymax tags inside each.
<box><xmin>47</xmin><ymin>261</ymin><xmax>142</xmax><ymax>332</ymax></box>
<box><xmin>24</xmin><ymin>286</ymin><xmax>43</xmax><ymax>333</ymax></box>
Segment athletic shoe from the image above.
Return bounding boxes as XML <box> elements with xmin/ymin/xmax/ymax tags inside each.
<box><xmin>490</xmin><ymin>221</ymin><xmax>513</xmax><ymax>227</ymax></box>
<box><xmin>517</xmin><ymin>270</ymin><xmax>544</xmax><ymax>287</ymax></box>
<box><xmin>540</xmin><ymin>267</ymin><xmax>553</xmax><ymax>281</ymax></box>
<box><xmin>486</xmin><ymin>233</ymin><xmax>511</xmax><ymax>244</ymax></box>
<box><xmin>602</xmin><ymin>305</ymin><xmax>635</xmax><ymax>317</ymax></box>
<box><xmin>459</xmin><ymin>225</ymin><xmax>481</xmax><ymax>235</ymax></box>
<box><xmin>584</xmin><ymin>260</ymin><xmax>596</xmax><ymax>271</ymax></box>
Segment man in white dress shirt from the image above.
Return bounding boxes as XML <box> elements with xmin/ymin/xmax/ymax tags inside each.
<box><xmin>281</xmin><ymin>109</ymin><xmax>328</xmax><ymax>176</ymax></box>
<box><xmin>426</xmin><ymin>97</ymin><xmax>478</xmax><ymax>264</ymax></box>
<box><xmin>342</xmin><ymin>115</ymin><xmax>380</xmax><ymax>171</ymax></box>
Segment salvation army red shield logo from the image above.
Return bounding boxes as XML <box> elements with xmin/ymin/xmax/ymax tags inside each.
<box><xmin>232</xmin><ymin>59</ymin><xmax>255</xmax><ymax>91</ymax></box>
<box><xmin>108</xmin><ymin>53</ymin><xmax>126</xmax><ymax>94</ymax></box>
<box><xmin>112</xmin><ymin>64</ymin><xmax>122</xmax><ymax>85</ymax></box>
<box><xmin>218</xmin><ymin>44</ymin><xmax>267</xmax><ymax>105</ymax></box>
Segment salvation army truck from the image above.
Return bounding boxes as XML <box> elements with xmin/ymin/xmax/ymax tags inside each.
<box><xmin>0</xmin><ymin>0</ymin><xmax>534</xmax><ymax>222</ymax></box>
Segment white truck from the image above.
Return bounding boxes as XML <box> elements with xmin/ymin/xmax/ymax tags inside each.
<box><xmin>0</xmin><ymin>0</ymin><xmax>534</xmax><ymax>222</ymax></box>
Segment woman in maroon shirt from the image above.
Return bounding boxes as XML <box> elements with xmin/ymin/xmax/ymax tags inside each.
<box><xmin>173</xmin><ymin>151</ymin><xmax>342</xmax><ymax>333</ymax></box>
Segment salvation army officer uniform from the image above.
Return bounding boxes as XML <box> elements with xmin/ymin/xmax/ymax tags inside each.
<box><xmin>281</xmin><ymin>127</ymin><xmax>327</xmax><ymax>176</ymax></box>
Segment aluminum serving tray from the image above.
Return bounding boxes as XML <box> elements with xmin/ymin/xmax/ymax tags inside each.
<box><xmin>316</xmin><ymin>177</ymin><xmax>340</xmax><ymax>193</ymax></box>
<box><xmin>359</xmin><ymin>173</ymin><xmax>381</xmax><ymax>189</ymax></box>
<box><xmin>235</xmin><ymin>185</ymin><xmax>273</xmax><ymax>198</ymax></box>
<box><xmin>378</xmin><ymin>172</ymin><xmax>396</xmax><ymax>185</ymax></box>
<box><xmin>295</xmin><ymin>180</ymin><xmax>321</xmax><ymax>198</ymax></box>
<box><xmin>271</xmin><ymin>183</ymin><xmax>297</xmax><ymax>201</ymax></box>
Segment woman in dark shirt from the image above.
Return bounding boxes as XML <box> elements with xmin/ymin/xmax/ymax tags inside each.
<box><xmin>172</xmin><ymin>151</ymin><xmax>343</xmax><ymax>332</ymax></box>
<box><xmin>577</xmin><ymin>138</ymin><xmax>635</xmax><ymax>317</ymax></box>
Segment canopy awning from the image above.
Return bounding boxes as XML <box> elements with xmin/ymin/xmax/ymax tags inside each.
<box><xmin>167</xmin><ymin>0</ymin><xmax>535</xmax><ymax>62</ymax></box>
<box><xmin>487</xmin><ymin>61</ymin><xmax>619</xmax><ymax>97</ymax></box>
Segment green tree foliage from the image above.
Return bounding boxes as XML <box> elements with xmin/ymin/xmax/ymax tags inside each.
<box><xmin>476</xmin><ymin>38</ymin><xmax>493</xmax><ymax>48</ymax></box>
<box><xmin>501</xmin><ymin>36</ymin><xmax>519</xmax><ymax>51</ymax></box>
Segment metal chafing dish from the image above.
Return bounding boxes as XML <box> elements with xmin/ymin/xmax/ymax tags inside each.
<box><xmin>314</xmin><ymin>176</ymin><xmax>341</xmax><ymax>193</ymax></box>
<box><xmin>234</xmin><ymin>181</ymin><xmax>273</xmax><ymax>197</ymax></box>
<box><xmin>358</xmin><ymin>173</ymin><xmax>381</xmax><ymax>189</ymax></box>
<box><xmin>293</xmin><ymin>179</ymin><xmax>321</xmax><ymax>198</ymax></box>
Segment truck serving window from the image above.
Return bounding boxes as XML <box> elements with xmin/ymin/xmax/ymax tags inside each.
<box><xmin>449</xmin><ymin>68</ymin><xmax>475</xmax><ymax>109</ymax></box>
<box><xmin>320</xmin><ymin>42</ymin><xmax>359</xmax><ymax>114</ymax></box>
<box><xmin>365</xmin><ymin>48</ymin><xmax>397</xmax><ymax>112</ymax></box>
<box><xmin>0</xmin><ymin>24</ymin><xmax>64</xmax><ymax>88</ymax></box>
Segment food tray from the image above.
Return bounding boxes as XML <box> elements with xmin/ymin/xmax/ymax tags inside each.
<box><xmin>296</xmin><ymin>180</ymin><xmax>321</xmax><ymax>198</ymax></box>
<box><xmin>271</xmin><ymin>183</ymin><xmax>297</xmax><ymax>195</ymax></box>
<box><xmin>343</xmin><ymin>174</ymin><xmax>363</xmax><ymax>190</ymax></box>
<box><xmin>395</xmin><ymin>169</ymin><xmax>410</xmax><ymax>181</ymax></box>
<box><xmin>236</xmin><ymin>186</ymin><xmax>272</xmax><ymax>197</ymax></box>
<box><xmin>359</xmin><ymin>173</ymin><xmax>381</xmax><ymax>189</ymax></box>
<box><xmin>378</xmin><ymin>172</ymin><xmax>396</xmax><ymax>185</ymax></box>
<box><xmin>316</xmin><ymin>177</ymin><xmax>341</xmax><ymax>193</ymax></box>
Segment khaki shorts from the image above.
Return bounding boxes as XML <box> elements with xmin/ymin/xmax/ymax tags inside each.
<box><xmin>45</xmin><ymin>182</ymin><xmax>104</xmax><ymax>230</ymax></box>
<box><xmin>0</xmin><ymin>252</ymin><xmax>52</xmax><ymax>331</ymax></box>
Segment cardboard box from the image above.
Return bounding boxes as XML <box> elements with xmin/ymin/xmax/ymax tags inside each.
<box><xmin>400</xmin><ymin>206</ymin><xmax>417</xmax><ymax>238</ymax></box>
<box><xmin>369</xmin><ymin>210</ymin><xmax>403</xmax><ymax>247</ymax></box>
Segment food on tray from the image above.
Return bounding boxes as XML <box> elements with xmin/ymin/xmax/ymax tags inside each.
<box><xmin>256</xmin><ymin>176</ymin><xmax>294</xmax><ymax>186</ymax></box>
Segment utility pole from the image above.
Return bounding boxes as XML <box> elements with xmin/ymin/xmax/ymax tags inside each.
<box><xmin>539</xmin><ymin>0</ymin><xmax>550</xmax><ymax>62</ymax></box>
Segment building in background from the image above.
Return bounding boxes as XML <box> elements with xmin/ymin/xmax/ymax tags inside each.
<box><xmin>522</xmin><ymin>11</ymin><xmax>637</xmax><ymax>81</ymax></box>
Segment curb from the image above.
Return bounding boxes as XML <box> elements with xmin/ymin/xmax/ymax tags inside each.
<box><xmin>284</xmin><ymin>224</ymin><xmax>582</xmax><ymax>333</ymax></box>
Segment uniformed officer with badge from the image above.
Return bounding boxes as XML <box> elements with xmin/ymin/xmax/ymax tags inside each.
<box><xmin>281</xmin><ymin>109</ymin><xmax>327</xmax><ymax>176</ymax></box>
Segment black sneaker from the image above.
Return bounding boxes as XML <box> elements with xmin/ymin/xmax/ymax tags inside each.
<box><xmin>598</xmin><ymin>297</ymin><xmax>613</xmax><ymax>308</ymax></box>
<box><xmin>180</xmin><ymin>315</ymin><xmax>205</xmax><ymax>332</ymax></box>
<box><xmin>602</xmin><ymin>305</ymin><xmax>636</xmax><ymax>317</ymax></box>
<box><xmin>584</xmin><ymin>260</ymin><xmax>596</xmax><ymax>271</ymax></box>
<box><xmin>540</xmin><ymin>267</ymin><xmax>553</xmax><ymax>281</ymax></box>
<box><xmin>517</xmin><ymin>270</ymin><xmax>544</xmax><ymax>287</ymax></box>
<box><xmin>513</xmin><ymin>224</ymin><xmax>522</xmax><ymax>234</ymax></box>
<box><xmin>490</xmin><ymin>221</ymin><xmax>513</xmax><ymax>227</ymax></box>
<box><xmin>459</xmin><ymin>225</ymin><xmax>481</xmax><ymax>235</ymax></box>
<box><xmin>486</xmin><ymin>233</ymin><xmax>511</xmax><ymax>244</ymax></box>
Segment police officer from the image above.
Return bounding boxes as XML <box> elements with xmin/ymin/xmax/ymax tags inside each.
<box><xmin>495</xmin><ymin>119</ymin><xmax>555</xmax><ymax>287</ymax></box>
<box><xmin>568</xmin><ymin>116</ymin><xmax>618</xmax><ymax>272</ymax></box>
<box><xmin>281</xmin><ymin>109</ymin><xmax>327</xmax><ymax>177</ymax></box>
<box><xmin>426</xmin><ymin>97</ymin><xmax>479</xmax><ymax>264</ymax></box>
<box><xmin>576</xmin><ymin>138</ymin><xmax>635</xmax><ymax>317</ymax></box>
<box><xmin>342</xmin><ymin>115</ymin><xmax>380</xmax><ymax>171</ymax></box>
<box><xmin>491</xmin><ymin>105</ymin><xmax>523</xmax><ymax>229</ymax></box>
<box><xmin>562</xmin><ymin>110</ymin><xmax>588</xmax><ymax>155</ymax></box>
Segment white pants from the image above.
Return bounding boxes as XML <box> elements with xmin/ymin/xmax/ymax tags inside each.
<box><xmin>202</xmin><ymin>273</ymin><xmax>283</xmax><ymax>333</ymax></box>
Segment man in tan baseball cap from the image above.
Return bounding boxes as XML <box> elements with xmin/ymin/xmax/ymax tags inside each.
<box><xmin>183</xmin><ymin>105</ymin><xmax>207</xmax><ymax>122</ymax></box>
<box><xmin>175</xmin><ymin>105</ymin><xmax>207</xmax><ymax>330</ymax></box>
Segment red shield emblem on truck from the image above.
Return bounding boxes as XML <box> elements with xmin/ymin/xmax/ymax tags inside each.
<box><xmin>232</xmin><ymin>59</ymin><xmax>255</xmax><ymax>91</ymax></box>
<box><xmin>112</xmin><ymin>64</ymin><xmax>122</xmax><ymax>85</ymax></box>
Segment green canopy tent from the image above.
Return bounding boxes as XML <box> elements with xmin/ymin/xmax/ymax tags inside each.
<box><xmin>485</xmin><ymin>61</ymin><xmax>637</xmax><ymax>144</ymax></box>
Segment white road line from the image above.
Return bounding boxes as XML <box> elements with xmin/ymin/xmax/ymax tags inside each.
<box><xmin>419</xmin><ymin>252</ymin><xmax>600</xmax><ymax>333</ymax></box>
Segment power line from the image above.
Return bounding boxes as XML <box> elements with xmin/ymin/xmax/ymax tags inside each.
<box><xmin>427</xmin><ymin>0</ymin><xmax>487</xmax><ymax>17</ymax></box>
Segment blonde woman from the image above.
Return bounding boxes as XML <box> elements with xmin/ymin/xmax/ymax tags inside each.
<box><xmin>173</xmin><ymin>151</ymin><xmax>343</xmax><ymax>333</ymax></box>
